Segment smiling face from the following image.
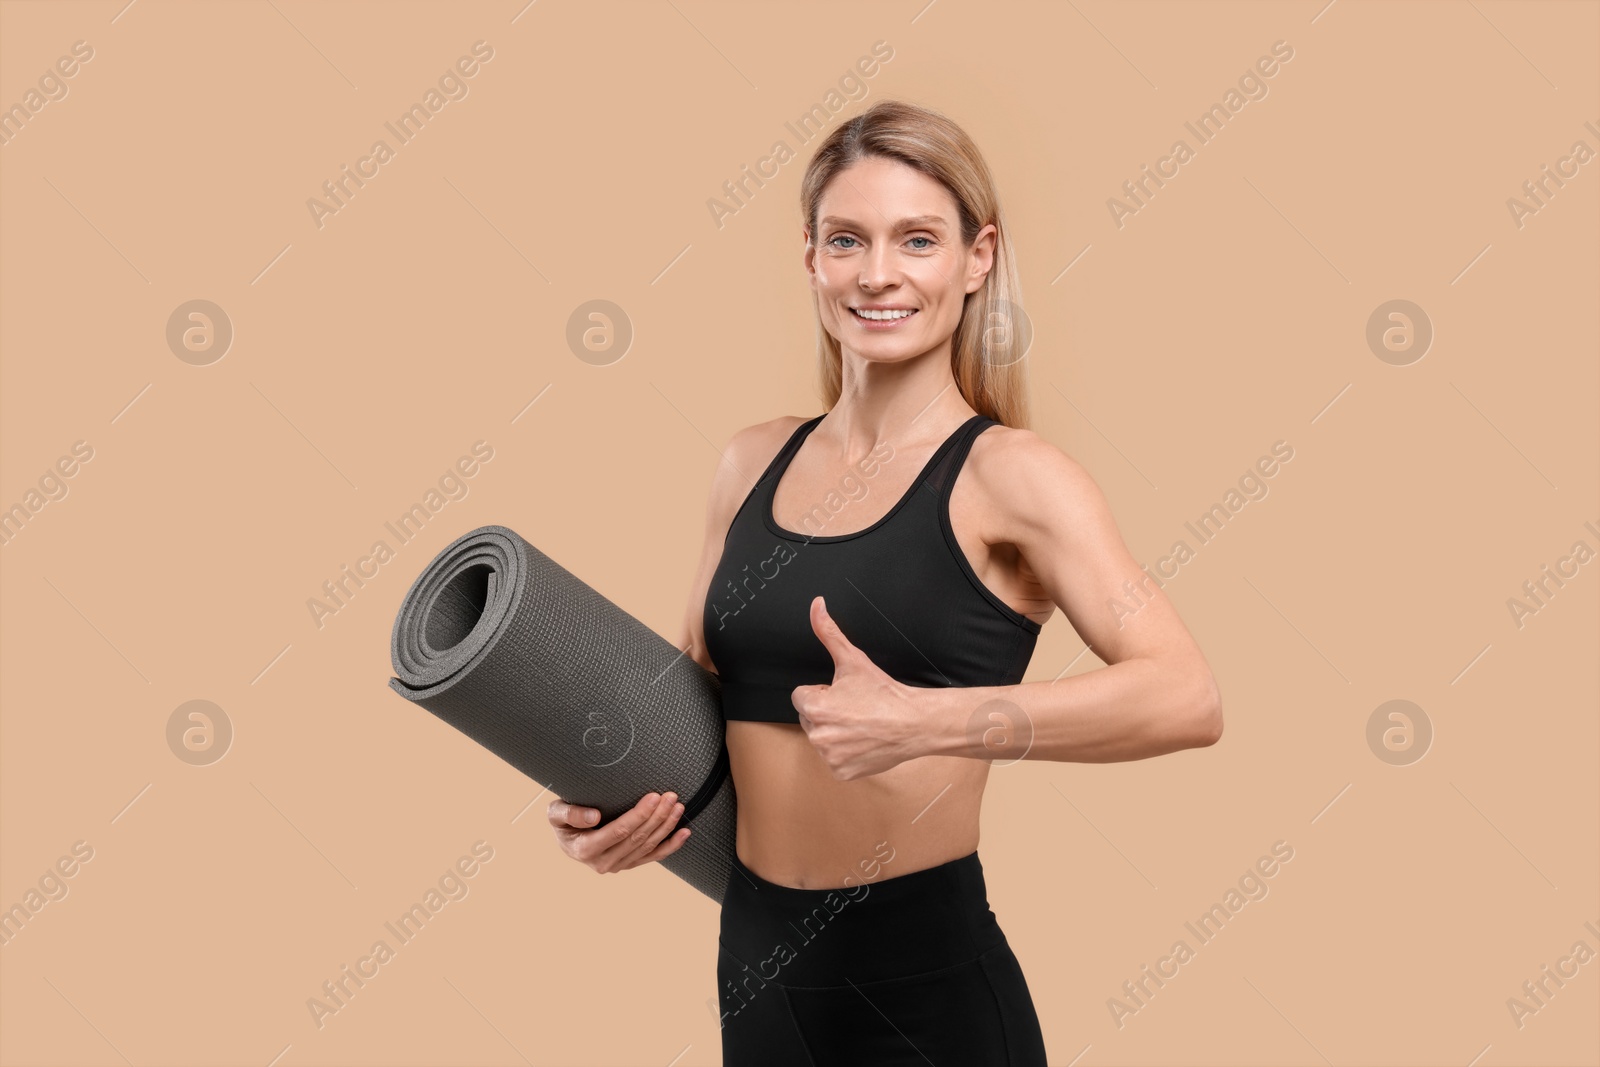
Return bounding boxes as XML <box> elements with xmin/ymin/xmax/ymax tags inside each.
<box><xmin>804</xmin><ymin>156</ymin><xmax>995</xmax><ymax>367</ymax></box>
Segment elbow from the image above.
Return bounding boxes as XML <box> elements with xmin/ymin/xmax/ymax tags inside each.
<box><xmin>1185</xmin><ymin>669</ymin><xmax>1223</xmax><ymax>749</ymax></box>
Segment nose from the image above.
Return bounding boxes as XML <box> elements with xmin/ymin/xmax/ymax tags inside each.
<box><xmin>858</xmin><ymin>243</ymin><xmax>897</xmax><ymax>290</ymax></box>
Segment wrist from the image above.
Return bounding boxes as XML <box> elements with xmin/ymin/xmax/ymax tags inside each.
<box><xmin>909</xmin><ymin>682</ymin><xmax>1001</xmax><ymax>759</ymax></box>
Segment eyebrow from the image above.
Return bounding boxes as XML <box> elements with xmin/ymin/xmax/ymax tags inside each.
<box><xmin>819</xmin><ymin>214</ymin><xmax>949</xmax><ymax>232</ymax></box>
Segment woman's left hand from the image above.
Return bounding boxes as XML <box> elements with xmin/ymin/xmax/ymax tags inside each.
<box><xmin>790</xmin><ymin>596</ymin><xmax>927</xmax><ymax>780</ymax></box>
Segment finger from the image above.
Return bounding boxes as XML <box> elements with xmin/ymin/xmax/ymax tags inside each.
<box><xmin>615</xmin><ymin>793</ymin><xmax>683</xmax><ymax>867</ymax></box>
<box><xmin>572</xmin><ymin>792</ymin><xmax>660</xmax><ymax>860</ymax></box>
<box><xmin>596</xmin><ymin>791</ymin><xmax>676</xmax><ymax>867</ymax></box>
<box><xmin>639</xmin><ymin>825</ymin><xmax>692</xmax><ymax>864</ymax></box>
<box><xmin>606</xmin><ymin>793</ymin><xmax>679</xmax><ymax>870</ymax></box>
<box><xmin>790</xmin><ymin>683</ymin><xmax>827</xmax><ymax>715</ymax></box>
<box><xmin>809</xmin><ymin>595</ymin><xmax>864</xmax><ymax>672</ymax></box>
<box><xmin>547</xmin><ymin>799</ymin><xmax>601</xmax><ymax>830</ymax></box>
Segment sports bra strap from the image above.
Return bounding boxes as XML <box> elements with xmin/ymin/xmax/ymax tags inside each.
<box><xmin>923</xmin><ymin>414</ymin><xmax>996</xmax><ymax>498</ymax></box>
<box><xmin>762</xmin><ymin>411</ymin><xmax>993</xmax><ymax>501</ymax></box>
<box><xmin>755</xmin><ymin>414</ymin><xmax>826</xmax><ymax>487</ymax></box>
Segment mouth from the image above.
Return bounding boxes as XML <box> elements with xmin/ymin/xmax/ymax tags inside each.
<box><xmin>849</xmin><ymin>307</ymin><xmax>918</xmax><ymax>328</ymax></box>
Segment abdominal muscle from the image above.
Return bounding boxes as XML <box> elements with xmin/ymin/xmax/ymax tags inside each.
<box><xmin>724</xmin><ymin>718</ymin><xmax>991</xmax><ymax>889</ymax></box>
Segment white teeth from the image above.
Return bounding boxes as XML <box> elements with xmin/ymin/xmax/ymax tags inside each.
<box><xmin>852</xmin><ymin>308</ymin><xmax>916</xmax><ymax>321</ymax></box>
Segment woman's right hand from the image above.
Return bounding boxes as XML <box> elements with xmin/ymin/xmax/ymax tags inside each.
<box><xmin>546</xmin><ymin>791</ymin><xmax>692</xmax><ymax>874</ymax></box>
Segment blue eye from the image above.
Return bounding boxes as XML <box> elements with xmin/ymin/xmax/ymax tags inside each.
<box><xmin>828</xmin><ymin>235</ymin><xmax>858</xmax><ymax>249</ymax></box>
<box><xmin>908</xmin><ymin>236</ymin><xmax>932</xmax><ymax>250</ymax></box>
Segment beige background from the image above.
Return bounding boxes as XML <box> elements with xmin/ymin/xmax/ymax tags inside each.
<box><xmin>2</xmin><ymin>0</ymin><xmax>1597</xmax><ymax>1064</ymax></box>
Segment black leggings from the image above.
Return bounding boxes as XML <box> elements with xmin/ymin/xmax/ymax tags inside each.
<box><xmin>716</xmin><ymin>848</ymin><xmax>1048</xmax><ymax>1066</ymax></box>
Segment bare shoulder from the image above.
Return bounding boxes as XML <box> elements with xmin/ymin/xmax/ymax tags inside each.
<box><xmin>965</xmin><ymin>422</ymin><xmax>1112</xmax><ymax>542</ymax></box>
<box><xmin>725</xmin><ymin>414</ymin><xmax>809</xmax><ymax>474</ymax></box>
<box><xmin>703</xmin><ymin>414</ymin><xmax>811</xmax><ymax>529</ymax></box>
<box><xmin>715</xmin><ymin>414</ymin><xmax>808</xmax><ymax>490</ymax></box>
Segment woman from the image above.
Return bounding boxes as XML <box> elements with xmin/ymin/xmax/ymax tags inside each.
<box><xmin>547</xmin><ymin>99</ymin><xmax>1222</xmax><ymax>1065</ymax></box>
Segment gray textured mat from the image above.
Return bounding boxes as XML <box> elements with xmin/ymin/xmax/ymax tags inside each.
<box><xmin>387</xmin><ymin>524</ymin><xmax>735</xmax><ymax>903</ymax></box>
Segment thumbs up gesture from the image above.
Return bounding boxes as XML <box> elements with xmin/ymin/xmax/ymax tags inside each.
<box><xmin>790</xmin><ymin>595</ymin><xmax>922</xmax><ymax>780</ymax></box>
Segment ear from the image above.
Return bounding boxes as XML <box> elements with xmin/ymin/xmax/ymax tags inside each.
<box><xmin>966</xmin><ymin>222</ymin><xmax>997</xmax><ymax>294</ymax></box>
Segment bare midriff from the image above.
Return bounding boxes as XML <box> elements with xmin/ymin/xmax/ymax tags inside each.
<box><xmin>725</xmin><ymin>719</ymin><xmax>991</xmax><ymax>890</ymax></box>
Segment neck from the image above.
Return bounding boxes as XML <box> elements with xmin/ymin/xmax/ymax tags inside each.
<box><xmin>828</xmin><ymin>344</ymin><xmax>972</xmax><ymax>457</ymax></box>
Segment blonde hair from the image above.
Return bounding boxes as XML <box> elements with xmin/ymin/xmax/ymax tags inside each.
<box><xmin>799</xmin><ymin>99</ymin><xmax>1030</xmax><ymax>429</ymax></box>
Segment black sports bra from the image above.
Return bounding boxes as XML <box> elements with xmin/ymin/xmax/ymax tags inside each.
<box><xmin>702</xmin><ymin>412</ymin><xmax>1041</xmax><ymax>724</ymax></box>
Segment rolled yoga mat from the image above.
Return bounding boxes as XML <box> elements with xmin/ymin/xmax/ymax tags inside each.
<box><xmin>387</xmin><ymin>524</ymin><xmax>736</xmax><ymax>903</ymax></box>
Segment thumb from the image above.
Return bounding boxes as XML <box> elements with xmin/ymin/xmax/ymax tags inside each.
<box><xmin>810</xmin><ymin>595</ymin><xmax>866</xmax><ymax>674</ymax></box>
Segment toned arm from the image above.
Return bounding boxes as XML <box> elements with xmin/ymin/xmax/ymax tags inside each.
<box><xmin>921</xmin><ymin>425</ymin><xmax>1223</xmax><ymax>763</ymax></box>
